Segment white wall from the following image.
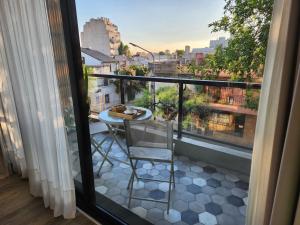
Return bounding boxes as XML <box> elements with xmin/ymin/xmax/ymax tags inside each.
<box><xmin>82</xmin><ymin>52</ymin><xmax>102</xmax><ymax>66</ymax></box>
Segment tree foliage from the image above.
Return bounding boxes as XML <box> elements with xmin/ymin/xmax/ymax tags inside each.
<box><xmin>114</xmin><ymin>65</ymin><xmax>148</xmax><ymax>101</ymax></box>
<box><xmin>118</xmin><ymin>42</ymin><xmax>131</xmax><ymax>56</ymax></box>
<box><xmin>134</xmin><ymin>88</ymin><xmax>152</xmax><ymax>108</ymax></box>
<box><xmin>176</xmin><ymin>49</ymin><xmax>184</xmax><ymax>58</ymax></box>
<box><xmin>208</xmin><ymin>0</ymin><xmax>274</xmax><ymax>80</ymax></box>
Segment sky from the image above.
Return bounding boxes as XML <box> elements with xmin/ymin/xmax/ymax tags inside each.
<box><xmin>75</xmin><ymin>0</ymin><xmax>229</xmax><ymax>53</ymax></box>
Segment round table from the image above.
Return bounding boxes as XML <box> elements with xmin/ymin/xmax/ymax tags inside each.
<box><xmin>97</xmin><ymin>107</ymin><xmax>152</xmax><ymax>168</ymax></box>
<box><xmin>98</xmin><ymin>107</ymin><xmax>152</xmax><ymax>125</ymax></box>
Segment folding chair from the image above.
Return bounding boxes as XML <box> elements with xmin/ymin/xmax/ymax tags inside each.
<box><xmin>124</xmin><ymin>119</ymin><xmax>175</xmax><ymax>213</ymax></box>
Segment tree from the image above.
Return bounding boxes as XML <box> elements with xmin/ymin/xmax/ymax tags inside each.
<box><xmin>114</xmin><ymin>65</ymin><xmax>148</xmax><ymax>101</ymax></box>
<box><xmin>159</xmin><ymin>51</ymin><xmax>166</xmax><ymax>55</ymax></box>
<box><xmin>176</xmin><ymin>50</ymin><xmax>184</xmax><ymax>58</ymax></box>
<box><xmin>156</xmin><ymin>86</ymin><xmax>178</xmax><ymax>120</ymax></box>
<box><xmin>209</xmin><ymin>0</ymin><xmax>274</xmax><ymax>80</ymax></box>
<box><xmin>244</xmin><ymin>89</ymin><xmax>260</xmax><ymax>110</ymax></box>
<box><xmin>118</xmin><ymin>42</ymin><xmax>131</xmax><ymax>56</ymax></box>
<box><xmin>134</xmin><ymin>89</ymin><xmax>152</xmax><ymax>108</ymax></box>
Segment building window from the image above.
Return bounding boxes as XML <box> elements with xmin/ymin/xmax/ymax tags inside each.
<box><xmin>105</xmin><ymin>94</ymin><xmax>110</xmax><ymax>103</ymax></box>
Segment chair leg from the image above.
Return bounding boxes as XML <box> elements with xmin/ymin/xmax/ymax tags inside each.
<box><xmin>128</xmin><ymin>160</ymin><xmax>138</xmax><ymax>208</ymax></box>
<box><xmin>127</xmin><ymin>171</ymin><xmax>134</xmax><ymax>190</ymax></box>
<box><xmin>167</xmin><ymin>163</ymin><xmax>173</xmax><ymax>214</ymax></box>
<box><xmin>172</xmin><ymin>163</ymin><xmax>176</xmax><ymax>188</ymax></box>
<box><xmin>128</xmin><ymin>169</ymin><xmax>135</xmax><ymax>209</ymax></box>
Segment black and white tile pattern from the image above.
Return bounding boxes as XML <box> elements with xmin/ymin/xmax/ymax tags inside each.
<box><xmin>92</xmin><ymin>133</ymin><xmax>249</xmax><ymax>225</ymax></box>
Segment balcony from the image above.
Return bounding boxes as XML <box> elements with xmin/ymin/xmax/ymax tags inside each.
<box><xmin>74</xmin><ymin>74</ymin><xmax>260</xmax><ymax>225</ymax></box>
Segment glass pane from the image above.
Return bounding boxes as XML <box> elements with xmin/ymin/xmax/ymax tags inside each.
<box><xmin>182</xmin><ymin>85</ymin><xmax>259</xmax><ymax>149</ymax></box>
<box><xmin>47</xmin><ymin>0</ymin><xmax>82</xmax><ymax>189</ymax></box>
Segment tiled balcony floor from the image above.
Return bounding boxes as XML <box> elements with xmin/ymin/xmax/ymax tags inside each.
<box><xmin>91</xmin><ymin>131</ymin><xmax>249</xmax><ymax>225</ymax></box>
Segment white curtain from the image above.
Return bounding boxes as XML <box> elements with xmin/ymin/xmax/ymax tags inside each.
<box><xmin>0</xmin><ymin>0</ymin><xmax>76</xmax><ymax>219</ymax></box>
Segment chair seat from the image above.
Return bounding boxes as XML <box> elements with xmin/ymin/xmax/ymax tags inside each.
<box><xmin>129</xmin><ymin>146</ymin><xmax>172</xmax><ymax>161</ymax></box>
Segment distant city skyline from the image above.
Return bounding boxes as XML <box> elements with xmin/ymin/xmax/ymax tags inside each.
<box><xmin>75</xmin><ymin>0</ymin><xmax>229</xmax><ymax>53</ymax></box>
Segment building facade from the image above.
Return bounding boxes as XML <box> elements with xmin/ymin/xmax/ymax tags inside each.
<box><xmin>81</xmin><ymin>17</ymin><xmax>121</xmax><ymax>56</ymax></box>
<box><xmin>81</xmin><ymin>48</ymin><xmax>120</xmax><ymax>112</ymax></box>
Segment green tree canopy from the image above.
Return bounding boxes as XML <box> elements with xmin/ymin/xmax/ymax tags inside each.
<box><xmin>209</xmin><ymin>0</ymin><xmax>274</xmax><ymax>80</ymax></box>
<box><xmin>118</xmin><ymin>42</ymin><xmax>131</xmax><ymax>56</ymax></box>
<box><xmin>176</xmin><ymin>50</ymin><xmax>184</xmax><ymax>58</ymax></box>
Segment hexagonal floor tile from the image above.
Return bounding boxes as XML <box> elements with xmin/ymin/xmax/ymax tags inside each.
<box><xmin>205</xmin><ymin>202</ymin><xmax>223</xmax><ymax>215</ymax></box>
<box><xmin>133</xmin><ymin>181</ymin><xmax>145</xmax><ymax>190</ymax></box>
<box><xmin>131</xmin><ymin>206</ymin><xmax>147</xmax><ymax>218</ymax></box>
<box><xmin>199</xmin><ymin>212</ymin><xmax>217</xmax><ymax>225</ymax></box>
<box><xmin>145</xmin><ymin>181</ymin><xmax>158</xmax><ymax>191</ymax></box>
<box><xmin>239</xmin><ymin>205</ymin><xmax>247</xmax><ymax>216</ymax></box>
<box><xmin>164</xmin><ymin>209</ymin><xmax>181</xmax><ymax>223</ymax></box>
<box><xmin>159</xmin><ymin>183</ymin><xmax>172</xmax><ymax>192</ymax></box>
<box><xmin>111</xmin><ymin>195</ymin><xmax>125</xmax><ymax>205</ymax></box>
<box><xmin>174</xmin><ymin>191</ymin><xmax>196</xmax><ymax>202</ymax></box>
<box><xmin>175</xmin><ymin>170</ymin><xmax>186</xmax><ymax>178</ymax></box>
<box><xmin>243</xmin><ymin>196</ymin><xmax>248</xmax><ymax>205</ymax></box>
<box><xmin>147</xmin><ymin>208</ymin><xmax>164</xmax><ymax>222</ymax></box>
<box><xmin>211</xmin><ymin>194</ymin><xmax>226</xmax><ymax>205</ymax></box>
<box><xmin>225</xmin><ymin>174</ymin><xmax>239</xmax><ymax>182</ymax></box>
<box><xmin>181</xmin><ymin>209</ymin><xmax>199</xmax><ymax>225</ymax></box>
<box><xmin>196</xmin><ymin>193</ymin><xmax>211</xmax><ymax>204</ymax></box>
<box><xmin>107</xmin><ymin>187</ymin><xmax>121</xmax><ymax>196</ymax></box>
<box><xmin>193</xmin><ymin>178</ymin><xmax>207</xmax><ymax>187</ymax></box>
<box><xmin>140</xmin><ymin>174</ymin><xmax>153</xmax><ymax>181</ymax></box>
<box><xmin>188</xmin><ymin>201</ymin><xmax>205</xmax><ymax>213</ymax></box>
<box><xmin>186</xmin><ymin>184</ymin><xmax>202</xmax><ymax>194</ymax></box>
<box><xmin>221</xmin><ymin>180</ymin><xmax>236</xmax><ymax>189</ymax></box>
<box><xmin>173</xmin><ymin>199</ymin><xmax>189</xmax><ymax>212</ymax></box>
<box><xmin>95</xmin><ymin>185</ymin><xmax>107</xmax><ymax>194</ymax></box>
<box><xmin>136</xmin><ymin>168</ymin><xmax>147</xmax><ymax>175</ymax></box>
<box><xmin>149</xmin><ymin>189</ymin><xmax>166</xmax><ymax>200</ymax></box>
<box><xmin>226</xmin><ymin>195</ymin><xmax>245</xmax><ymax>207</ymax></box>
<box><xmin>207</xmin><ymin>178</ymin><xmax>221</xmax><ymax>188</ymax></box>
<box><xmin>215</xmin><ymin>187</ymin><xmax>231</xmax><ymax>197</ymax></box>
<box><xmin>231</xmin><ymin>187</ymin><xmax>247</xmax><ymax>198</ymax></box>
<box><xmin>180</xmin><ymin>177</ymin><xmax>193</xmax><ymax>185</ymax></box>
<box><xmin>120</xmin><ymin>163</ymin><xmax>130</xmax><ymax>168</ymax></box>
<box><xmin>149</xmin><ymin>169</ymin><xmax>160</xmax><ymax>176</ymax></box>
<box><xmin>235</xmin><ymin>180</ymin><xmax>249</xmax><ymax>190</ymax></box>
<box><xmin>143</xmin><ymin>163</ymin><xmax>153</xmax><ymax>170</ymax></box>
<box><xmin>217</xmin><ymin>213</ymin><xmax>237</xmax><ymax>225</ymax></box>
<box><xmin>201</xmin><ymin>186</ymin><xmax>216</xmax><ymax>195</ymax></box>
<box><xmin>141</xmin><ymin>200</ymin><xmax>156</xmax><ymax>210</ymax></box>
<box><xmin>167</xmin><ymin>164</ymin><xmax>178</xmax><ymax>171</ymax></box>
<box><xmin>203</xmin><ymin>166</ymin><xmax>217</xmax><ymax>174</ymax></box>
<box><xmin>211</xmin><ymin>172</ymin><xmax>225</xmax><ymax>181</ymax></box>
<box><xmin>190</xmin><ymin>165</ymin><xmax>203</xmax><ymax>173</ymax></box>
<box><xmin>221</xmin><ymin>203</ymin><xmax>240</xmax><ymax>217</ymax></box>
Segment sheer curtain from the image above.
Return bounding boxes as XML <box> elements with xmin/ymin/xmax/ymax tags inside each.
<box><xmin>0</xmin><ymin>0</ymin><xmax>76</xmax><ymax>219</ymax></box>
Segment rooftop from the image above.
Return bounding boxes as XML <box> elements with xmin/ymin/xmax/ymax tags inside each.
<box><xmin>81</xmin><ymin>47</ymin><xmax>116</xmax><ymax>63</ymax></box>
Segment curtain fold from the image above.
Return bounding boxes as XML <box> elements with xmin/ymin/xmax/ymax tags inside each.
<box><xmin>269</xmin><ymin>41</ymin><xmax>300</xmax><ymax>225</ymax></box>
<box><xmin>246</xmin><ymin>0</ymin><xmax>300</xmax><ymax>224</ymax></box>
<box><xmin>0</xmin><ymin>0</ymin><xmax>76</xmax><ymax>219</ymax></box>
<box><xmin>0</xmin><ymin>24</ymin><xmax>27</xmax><ymax>178</ymax></box>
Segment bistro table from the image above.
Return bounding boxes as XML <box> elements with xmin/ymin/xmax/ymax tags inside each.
<box><xmin>97</xmin><ymin>107</ymin><xmax>152</xmax><ymax>170</ymax></box>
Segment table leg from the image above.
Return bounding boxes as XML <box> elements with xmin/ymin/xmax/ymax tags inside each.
<box><xmin>106</xmin><ymin>124</ymin><xmax>129</xmax><ymax>158</ymax></box>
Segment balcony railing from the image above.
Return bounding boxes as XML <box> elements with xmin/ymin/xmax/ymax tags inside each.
<box><xmin>88</xmin><ymin>73</ymin><xmax>261</xmax><ymax>149</ymax></box>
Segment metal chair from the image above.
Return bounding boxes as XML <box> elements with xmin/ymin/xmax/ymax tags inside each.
<box><xmin>89</xmin><ymin>119</ymin><xmax>114</xmax><ymax>176</ymax></box>
<box><xmin>124</xmin><ymin>119</ymin><xmax>175</xmax><ymax>213</ymax></box>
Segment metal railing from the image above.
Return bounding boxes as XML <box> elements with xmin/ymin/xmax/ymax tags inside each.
<box><xmin>89</xmin><ymin>73</ymin><xmax>261</xmax><ymax>147</ymax></box>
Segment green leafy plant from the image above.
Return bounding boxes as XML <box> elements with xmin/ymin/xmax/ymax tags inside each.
<box><xmin>114</xmin><ymin>65</ymin><xmax>149</xmax><ymax>101</ymax></box>
<box><xmin>134</xmin><ymin>88</ymin><xmax>152</xmax><ymax>108</ymax></box>
<box><xmin>207</xmin><ymin>0</ymin><xmax>274</xmax><ymax>80</ymax></box>
<box><xmin>244</xmin><ymin>89</ymin><xmax>260</xmax><ymax>110</ymax></box>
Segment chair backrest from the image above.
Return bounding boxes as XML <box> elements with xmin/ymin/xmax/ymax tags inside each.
<box><xmin>124</xmin><ymin>119</ymin><xmax>174</xmax><ymax>151</ymax></box>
